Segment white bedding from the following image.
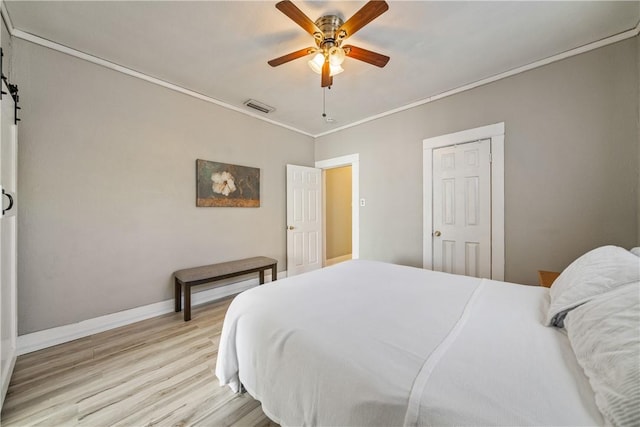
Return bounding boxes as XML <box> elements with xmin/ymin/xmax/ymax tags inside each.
<box><xmin>216</xmin><ymin>260</ymin><xmax>602</xmax><ymax>426</ymax></box>
<box><xmin>564</xmin><ymin>282</ymin><xmax>640</xmax><ymax>427</ymax></box>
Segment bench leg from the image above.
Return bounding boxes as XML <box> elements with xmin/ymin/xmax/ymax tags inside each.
<box><xmin>259</xmin><ymin>270</ymin><xmax>265</xmax><ymax>285</ymax></box>
<box><xmin>175</xmin><ymin>279</ymin><xmax>182</xmax><ymax>312</ymax></box>
<box><xmin>272</xmin><ymin>263</ymin><xmax>277</xmax><ymax>281</ymax></box>
<box><xmin>184</xmin><ymin>285</ymin><xmax>192</xmax><ymax>321</ymax></box>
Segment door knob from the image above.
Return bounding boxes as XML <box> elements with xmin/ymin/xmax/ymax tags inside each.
<box><xmin>434</xmin><ymin>230</ymin><xmax>441</xmax><ymax>237</ymax></box>
<box><xmin>287</xmin><ymin>226</ymin><xmax>295</xmax><ymax>230</ymax></box>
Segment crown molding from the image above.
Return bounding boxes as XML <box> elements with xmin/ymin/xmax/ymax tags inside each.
<box><xmin>0</xmin><ymin>0</ymin><xmax>14</xmax><ymax>36</ymax></box>
<box><xmin>7</xmin><ymin>26</ymin><xmax>314</xmax><ymax>138</ymax></box>
<box><xmin>314</xmin><ymin>26</ymin><xmax>639</xmax><ymax>138</ymax></box>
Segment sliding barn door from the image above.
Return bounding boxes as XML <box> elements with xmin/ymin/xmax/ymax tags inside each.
<box><xmin>0</xmin><ymin>78</ymin><xmax>18</xmax><ymax>408</ymax></box>
<box><xmin>286</xmin><ymin>165</ymin><xmax>322</xmax><ymax>277</ymax></box>
<box><xmin>432</xmin><ymin>140</ymin><xmax>491</xmax><ymax>278</ymax></box>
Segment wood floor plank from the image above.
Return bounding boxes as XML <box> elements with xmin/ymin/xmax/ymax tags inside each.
<box><xmin>4</xmin><ymin>334</ymin><xmax>214</xmax><ymax>418</ymax></box>
<box><xmin>230</xmin><ymin>403</ymin><xmax>280</xmax><ymax>427</ymax></box>
<box><xmin>1</xmin><ymin>296</ymin><xmax>276</xmax><ymax>427</ymax></box>
<box><xmin>6</xmin><ymin>323</ymin><xmax>214</xmax><ymax>404</ymax></box>
<box><xmin>112</xmin><ymin>374</ymin><xmax>223</xmax><ymax>427</ymax></box>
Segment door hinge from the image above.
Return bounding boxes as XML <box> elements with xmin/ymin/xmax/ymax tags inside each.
<box><xmin>489</xmin><ymin>152</ymin><xmax>493</xmax><ymax>163</ymax></box>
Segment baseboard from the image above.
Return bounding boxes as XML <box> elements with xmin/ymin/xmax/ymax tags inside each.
<box><xmin>325</xmin><ymin>254</ymin><xmax>352</xmax><ymax>266</ymax></box>
<box><xmin>16</xmin><ymin>270</ymin><xmax>286</xmax><ymax>356</ymax></box>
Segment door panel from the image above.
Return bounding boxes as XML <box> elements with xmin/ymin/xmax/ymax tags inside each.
<box><xmin>442</xmin><ymin>240</ymin><xmax>456</xmax><ymax>273</ymax></box>
<box><xmin>465</xmin><ymin>176</ymin><xmax>479</xmax><ymax>226</ymax></box>
<box><xmin>308</xmin><ymin>231</ymin><xmax>319</xmax><ymax>264</ymax></box>
<box><xmin>442</xmin><ymin>179</ymin><xmax>455</xmax><ymax>225</ymax></box>
<box><xmin>286</xmin><ymin>165</ymin><xmax>322</xmax><ymax>276</ymax></box>
<box><xmin>465</xmin><ymin>242</ymin><xmax>480</xmax><ymax>277</ymax></box>
<box><xmin>432</xmin><ymin>140</ymin><xmax>491</xmax><ymax>278</ymax></box>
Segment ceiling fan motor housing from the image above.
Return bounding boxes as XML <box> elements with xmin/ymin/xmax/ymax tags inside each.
<box><xmin>314</xmin><ymin>15</ymin><xmax>345</xmax><ymax>49</ymax></box>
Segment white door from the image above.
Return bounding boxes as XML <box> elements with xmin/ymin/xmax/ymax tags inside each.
<box><xmin>286</xmin><ymin>165</ymin><xmax>322</xmax><ymax>276</ymax></box>
<box><xmin>432</xmin><ymin>140</ymin><xmax>491</xmax><ymax>278</ymax></box>
<box><xmin>0</xmin><ymin>79</ymin><xmax>17</xmax><ymax>408</ymax></box>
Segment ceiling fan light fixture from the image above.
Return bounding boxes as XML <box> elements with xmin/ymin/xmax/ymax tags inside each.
<box><xmin>328</xmin><ymin>46</ymin><xmax>346</xmax><ymax>66</ymax></box>
<box><xmin>308</xmin><ymin>52</ymin><xmax>325</xmax><ymax>74</ymax></box>
<box><xmin>329</xmin><ymin>64</ymin><xmax>344</xmax><ymax>76</ymax></box>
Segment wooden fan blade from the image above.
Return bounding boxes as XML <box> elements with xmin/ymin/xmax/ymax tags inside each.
<box><xmin>276</xmin><ymin>1</ymin><xmax>322</xmax><ymax>39</ymax></box>
<box><xmin>321</xmin><ymin>61</ymin><xmax>332</xmax><ymax>87</ymax></box>
<box><xmin>337</xmin><ymin>1</ymin><xmax>388</xmax><ymax>40</ymax></box>
<box><xmin>344</xmin><ymin>45</ymin><xmax>390</xmax><ymax>68</ymax></box>
<box><xmin>268</xmin><ymin>47</ymin><xmax>316</xmax><ymax>67</ymax></box>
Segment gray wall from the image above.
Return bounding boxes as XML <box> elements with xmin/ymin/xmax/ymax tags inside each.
<box><xmin>10</xmin><ymin>31</ymin><xmax>640</xmax><ymax>334</ymax></box>
<box><xmin>316</xmin><ymin>38</ymin><xmax>639</xmax><ymax>286</ymax></box>
<box><xmin>14</xmin><ymin>39</ymin><xmax>314</xmax><ymax>334</ymax></box>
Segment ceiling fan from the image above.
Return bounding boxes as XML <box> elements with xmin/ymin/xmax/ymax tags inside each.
<box><xmin>268</xmin><ymin>0</ymin><xmax>390</xmax><ymax>88</ymax></box>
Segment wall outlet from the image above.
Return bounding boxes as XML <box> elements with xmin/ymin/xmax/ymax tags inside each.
<box><xmin>360</xmin><ymin>198</ymin><xmax>366</xmax><ymax>207</ymax></box>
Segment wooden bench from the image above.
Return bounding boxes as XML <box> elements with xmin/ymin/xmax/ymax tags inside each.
<box><xmin>174</xmin><ymin>256</ymin><xmax>277</xmax><ymax>321</ymax></box>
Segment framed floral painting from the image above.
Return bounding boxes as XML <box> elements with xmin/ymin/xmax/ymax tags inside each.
<box><xmin>196</xmin><ymin>159</ymin><xmax>260</xmax><ymax>207</ymax></box>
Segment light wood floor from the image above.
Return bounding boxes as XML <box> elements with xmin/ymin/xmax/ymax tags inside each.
<box><xmin>1</xmin><ymin>296</ymin><xmax>277</xmax><ymax>426</ymax></box>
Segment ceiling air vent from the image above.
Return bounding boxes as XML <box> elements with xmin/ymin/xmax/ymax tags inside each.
<box><xmin>243</xmin><ymin>99</ymin><xmax>275</xmax><ymax>114</ymax></box>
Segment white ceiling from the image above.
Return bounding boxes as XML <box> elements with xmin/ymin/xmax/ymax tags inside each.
<box><xmin>4</xmin><ymin>1</ymin><xmax>639</xmax><ymax>136</ymax></box>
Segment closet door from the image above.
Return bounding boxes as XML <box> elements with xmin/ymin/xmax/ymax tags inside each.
<box><xmin>0</xmin><ymin>78</ymin><xmax>17</xmax><ymax>407</ymax></box>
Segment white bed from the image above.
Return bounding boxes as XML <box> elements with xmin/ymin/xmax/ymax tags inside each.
<box><xmin>216</xmin><ymin>250</ymin><xmax>639</xmax><ymax>426</ymax></box>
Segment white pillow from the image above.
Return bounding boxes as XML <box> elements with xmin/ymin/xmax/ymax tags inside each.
<box><xmin>546</xmin><ymin>245</ymin><xmax>640</xmax><ymax>327</ymax></box>
<box><xmin>630</xmin><ymin>247</ymin><xmax>640</xmax><ymax>257</ymax></box>
<box><xmin>564</xmin><ymin>282</ymin><xmax>640</xmax><ymax>427</ymax></box>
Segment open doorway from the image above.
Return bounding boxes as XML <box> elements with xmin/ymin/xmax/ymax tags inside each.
<box><xmin>324</xmin><ymin>166</ymin><xmax>352</xmax><ymax>266</ymax></box>
<box><xmin>315</xmin><ymin>154</ymin><xmax>360</xmax><ymax>267</ymax></box>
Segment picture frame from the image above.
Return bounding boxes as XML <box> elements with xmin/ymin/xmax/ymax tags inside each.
<box><xmin>196</xmin><ymin>159</ymin><xmax>260</xmax><ymax>207</ymax></box>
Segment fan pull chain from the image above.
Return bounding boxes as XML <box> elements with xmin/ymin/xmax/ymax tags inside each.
<box><xmin>322</xmin><ymin>86</ymin><xmax>333</xmax><ymax>121</ymax></box>
<box><xmin>322</xmin><ymin>88</ymin><xmax>326</xmax><ymax>118</ymax></box>
<box><xmin>321</xmin><ymin>87</ymin><xmax>335</xmax><ymax>123</ymax></box>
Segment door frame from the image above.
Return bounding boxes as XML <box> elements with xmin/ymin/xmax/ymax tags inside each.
<box><xmin>315</xmin><ymin>154</ymin><xmax>359</xmax><ymax>264</ymax></box>
<box><xmin>423</xmin><ymin>123</ymin><xmax>504</xmax><ymax>280</ymax></box>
